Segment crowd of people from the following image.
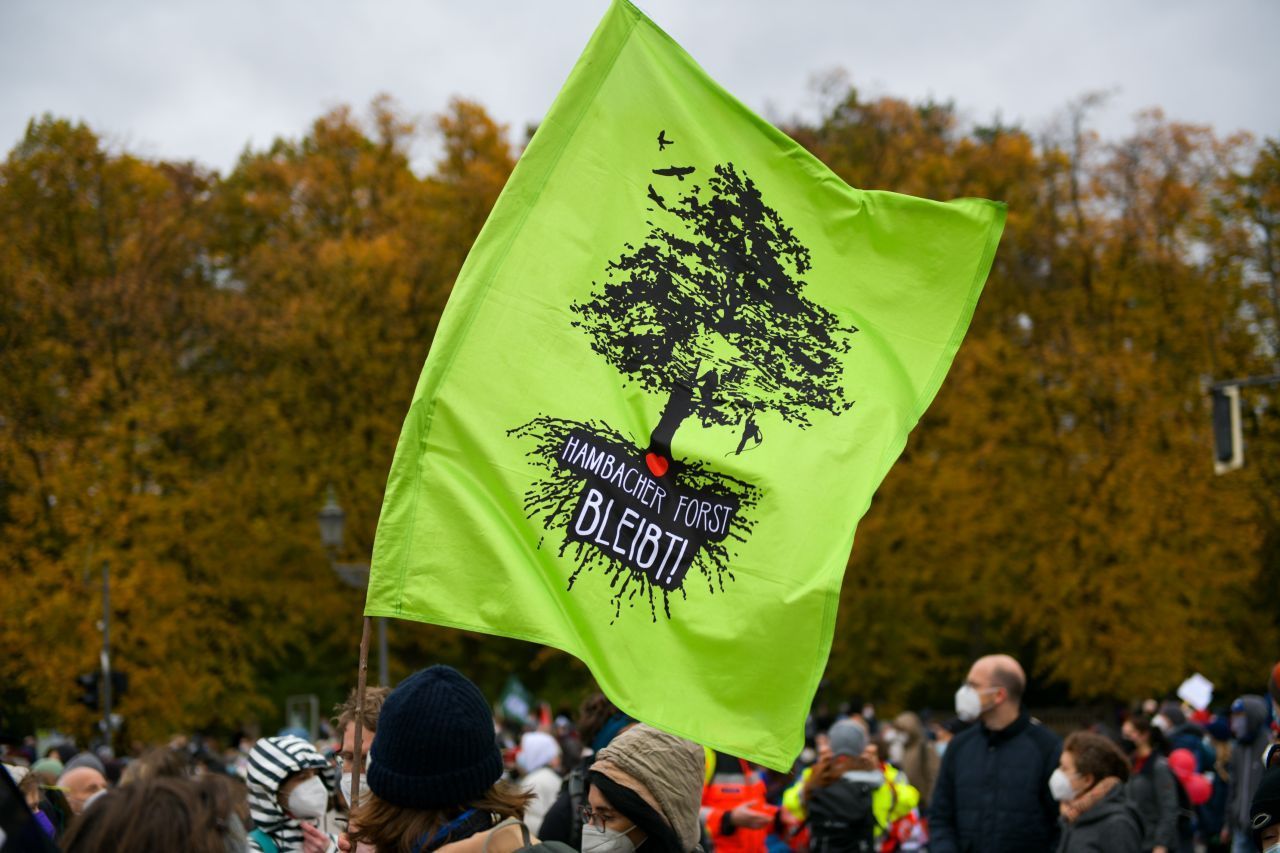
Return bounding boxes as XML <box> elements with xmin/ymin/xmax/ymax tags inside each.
<box><xmin>3</xmin><ymin>657</ymin><xmax>1279</xmax><ymax>853</ymax></box>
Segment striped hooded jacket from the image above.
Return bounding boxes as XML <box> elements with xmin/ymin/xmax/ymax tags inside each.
<box><xmin>246</xmin><ymin>735</ymin><xmax>337</xmax><ymax>852</ymax></box>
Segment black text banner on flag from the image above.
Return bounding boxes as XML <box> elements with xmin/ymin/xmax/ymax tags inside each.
<box><xmin>367</xmin><ymin>0</ymin><xmax>1005</xmax><ymax>769</ymax></box>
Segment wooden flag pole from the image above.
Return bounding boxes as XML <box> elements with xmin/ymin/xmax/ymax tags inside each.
<box><xmin>350</xmin><ymin>615</ymin><xmax>373</xmax><ymax>814</ymax></box>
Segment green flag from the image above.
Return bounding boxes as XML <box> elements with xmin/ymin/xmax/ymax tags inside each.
<box><xmin>498</xmin><ymin>675</ymin><xmax>535</xmax><ymax>728</ymax></box>
<box><xmin>368</xmin><ymin>0</ymin><xmax>1004</xmax><ymax>769</ymax></box>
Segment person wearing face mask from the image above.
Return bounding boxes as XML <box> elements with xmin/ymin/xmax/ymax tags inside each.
<box><xmin>1051</xmin><ymin>731</ymin><xmax>1142</xmax><ymax>853</ymax></box>
<box><xmin>1120</xmin><ymin>714</ymin><xmax>1181</xmax><ymax>853</ymax></box>
<box><xmin>332</xmin><ymin>686</ymin><xmax>392</xmax><ymax>816</ymax></box>
<box><xmin>246</xmin><ymin>734</ymin><xmax>339</xmax><ymax>852</ymax></box>
<box><xmin>583</xmin><ymin>723</ymin><xmax>706</xmax><ymax>853</ymax></box>
<box><xmin>1250</xmin><ymin>764</ymin><xmax>1280</xmax><ymax>853</ymax></box>
<box><xmin>1225</xmin><ymin>696</ymin><xmax>1272</xmax><ymax>853</ymax></box>
<box><xmin>538</xmin><ymin>693</ymin><xmax>637</xmax><ymax>851</ymax></box>
<box><xmin>928</xmin><ymin>654</ymin><xmax>1062</xmax><ymax>853</ymax></box>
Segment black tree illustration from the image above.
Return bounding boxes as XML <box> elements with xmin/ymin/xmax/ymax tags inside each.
<box><xmin>572</xmin><ymin>162</ymin><xmax>858</xmax><ymax>468</ymax></box>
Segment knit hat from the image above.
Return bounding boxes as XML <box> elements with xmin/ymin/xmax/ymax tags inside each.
<box><xmin>828</xmin><ymin>719</ymin><xmax>867</xmax><ymax>758</ymax></box>
<box><xmin>63</xmin><ymin>751</ymin><xmax>106</xmax><ymax>777</ymax></box>
<box><xmin>1251</xmin><ymin>765</ymin><xmax>1280</xmax><ymax>846</ymax></box>
<box><xmin>593</xmin><ymin>724</ymin><xmax>705</xmax><ymax>851</ymax></box>
<box><xmin>367</xmin><ymin>666</ymin><xmax>502</xmax><ymax>809</ymax></box>
<box><xmin>31</xmin><ymin>758</ymin><xmax>63</xmax><ymax>781</ymax></box>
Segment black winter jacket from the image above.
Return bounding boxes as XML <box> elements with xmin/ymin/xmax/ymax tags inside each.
<box><xmin>1125</xmin><ymin>754</ymin><xmax>1178</xmax><ymax>851</ymax></box>
<box><xmin>1056</xmin><ymin>784</ymin><xmax>1143</xmax><ymax>853</ymax></box>
<box><xmin>928</xmin><ymin>710</ymin><xmax>1062</xmax><ymax>853</ymax></box>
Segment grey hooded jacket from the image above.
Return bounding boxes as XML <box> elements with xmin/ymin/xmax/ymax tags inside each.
<box><xmin>1227</xmin><ymin>695</ymin><xmax>1271</xmax><ymax>833</ymax></box>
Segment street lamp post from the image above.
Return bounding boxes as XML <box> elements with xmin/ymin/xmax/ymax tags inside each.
<box><xmin>318</xmin><ymin>487</ymin><xmax>389</xmax><ymax>687</ymax></box>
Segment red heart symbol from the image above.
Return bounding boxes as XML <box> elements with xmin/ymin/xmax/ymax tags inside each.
<box><xmin>645</xmin><ymin>452</ymin><xmax>669</xmax><ymax>478</ymax></box>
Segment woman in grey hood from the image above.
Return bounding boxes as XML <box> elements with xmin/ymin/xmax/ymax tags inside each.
<box><xmin>583</xmin><ymin>723</ymin><xmax>706</xmax><ymax>853</ymax></box>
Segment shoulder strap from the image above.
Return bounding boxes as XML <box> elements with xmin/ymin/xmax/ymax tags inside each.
<box><xmin>249</xmin><ymin>827</ymin><xmax>279</xmax><ymax>853</ymax></box>
<box><xmin>483</xmin><ymin>817</ymin><xmax>532</xmax><ymax>853</ymax></box>
<box><xmin>567</xmin><ymin>767</ymin><xmax>586</xmax><ymax>847</ymax></box>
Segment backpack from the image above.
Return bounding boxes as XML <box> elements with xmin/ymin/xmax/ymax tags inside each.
<box><xmin>1172</xmin><ymin>773</ymin><xmax>1196</xmax><ymax>839</ymax></box>
<box><xmin>489</xmin><ymin>817</ymin><xmax>577</xmax><ymax>853</ymax></box>
<box><xmin>806</xmin><ymin>777</ymin><xmax>876</xmax><ymax>853</ymax></box>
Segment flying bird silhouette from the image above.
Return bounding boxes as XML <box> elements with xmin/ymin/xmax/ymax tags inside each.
<box><xmin>657</xmin><ymin>130</ymin><xmax>673</xmax><ymax>151</ymax></box>
<box><xmin>652</xmin><ymin>165</ymin><xmax>695</xmax><ymax>181</ymax></box>
<box><xmin>646</xmin><ymin>183</ymin><xmax>667</xmax><ymax>210</ymax></box>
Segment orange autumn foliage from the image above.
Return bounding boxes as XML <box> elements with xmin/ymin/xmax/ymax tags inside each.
<box><xmin>1</xmin><ymin>88</ymin><xmax>1276</xmax><ymax>742</ymax></box>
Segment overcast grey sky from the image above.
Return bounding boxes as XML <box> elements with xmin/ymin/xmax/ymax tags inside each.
<box><xmin>3</xmin><ymin>0</ymin><xmax>1278</xmax><ymax>175</ymax></box>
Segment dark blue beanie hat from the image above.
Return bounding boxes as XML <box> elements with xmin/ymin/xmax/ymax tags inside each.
<box><xmin>367</xmin><ymin>665</ymin><xmax>502</xmax><ymax>809</ymax></box>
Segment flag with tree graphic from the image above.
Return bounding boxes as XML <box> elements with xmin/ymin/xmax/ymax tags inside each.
<box><xmin>366</xmin><ymin>0</ymin><xmax>1005</xmax><ymax>769</ymax></box>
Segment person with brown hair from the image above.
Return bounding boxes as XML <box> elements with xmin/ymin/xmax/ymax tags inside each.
<box><xmin>347</xmin><ymin>666</ymin><xmax>537</xmax><ymax>853</ymax></box>
<box><xmin>1052</xmin><ymin>731</ymin><xmax>1142</xmax><ymax>853</ymax></box>
<box><xmin>118</xmin><ymin>745</ymin><xmax>192</xmax><ymax>786</ymax></box>
<box><xmin>333</xmin><ymin>685</ymin><xmax>393</xmax><ymax>812</ymax></box>
<box><xmin>1122</xmin><ymin>714</ymin><xmax>1180</xmax><ymax>853</ymax></box>
<box><xmin>61</xmin><ymin>776</ymin><xmax>235</xmax><ymax>853</ymax></box>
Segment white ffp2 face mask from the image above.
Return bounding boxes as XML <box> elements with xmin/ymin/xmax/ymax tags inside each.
<box><xmin>582</xmin><ymin>824</ymin><xmax>639</xmax><ymax>853</ymax></box>
<box><xmin>954</xmin><ymin>685</ymin><xmax>982</xmax><ymax>722</ymax></box>
<box><xmin>1048</xmin><ymin>768</ymin><xmax>1077</xmax><ymax>802</ymax></box>
<box><xmin>339</xmin><ymin>772</ymin><xmax>366</xmax><ymax>807</ymax></box>
<box><xmin>287</xmin><ymin>776</ymin><xmax>329</xmax><ymax>819</ymax></box>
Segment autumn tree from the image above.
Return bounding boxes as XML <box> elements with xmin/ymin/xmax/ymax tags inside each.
<box><xmin>798</xmin><ymin>90</ymin><xmax>1277</xmax><ymax>707</ymax></box>
<box><xmin>2</xmin><ymin>85</ymin><xmax>1277</xmax><ymax>740</ymax></box>
<box><xmin>573</xmin><ymin>162</ymin><xmax>857</xmax><ymax>464</ymax></box>
<box><xmin>0</xmin><ymin>116</ymin><xmax>288</xmax><ymax>738</ymax></box>
<box><xmin>0</xmin><ymin>99</ymin><xmax>579</xmax><ymax>742</ymax></box>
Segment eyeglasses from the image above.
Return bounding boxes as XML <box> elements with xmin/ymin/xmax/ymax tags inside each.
<box><xmin>580</xmin><ymin>805</ymin><xmax>620</xmax><ymax>831</ymax></box>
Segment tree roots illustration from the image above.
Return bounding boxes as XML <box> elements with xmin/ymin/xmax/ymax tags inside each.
<box><xmin>508</xmin><ymin>415</ymin><xmax>759</xmax><ymax>622</ymax></box>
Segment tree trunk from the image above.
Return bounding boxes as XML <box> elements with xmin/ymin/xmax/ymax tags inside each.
<box><xmin>647</xmin><ymin>382</ymin><xmax>694</xmax><ymax>462</ymax></box>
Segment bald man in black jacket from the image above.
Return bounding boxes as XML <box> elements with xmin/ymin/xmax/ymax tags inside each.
<box><xmin>929</xmin><ymin>654</ymin><xmax>1062</xmax><ymax>853</ymax></box>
